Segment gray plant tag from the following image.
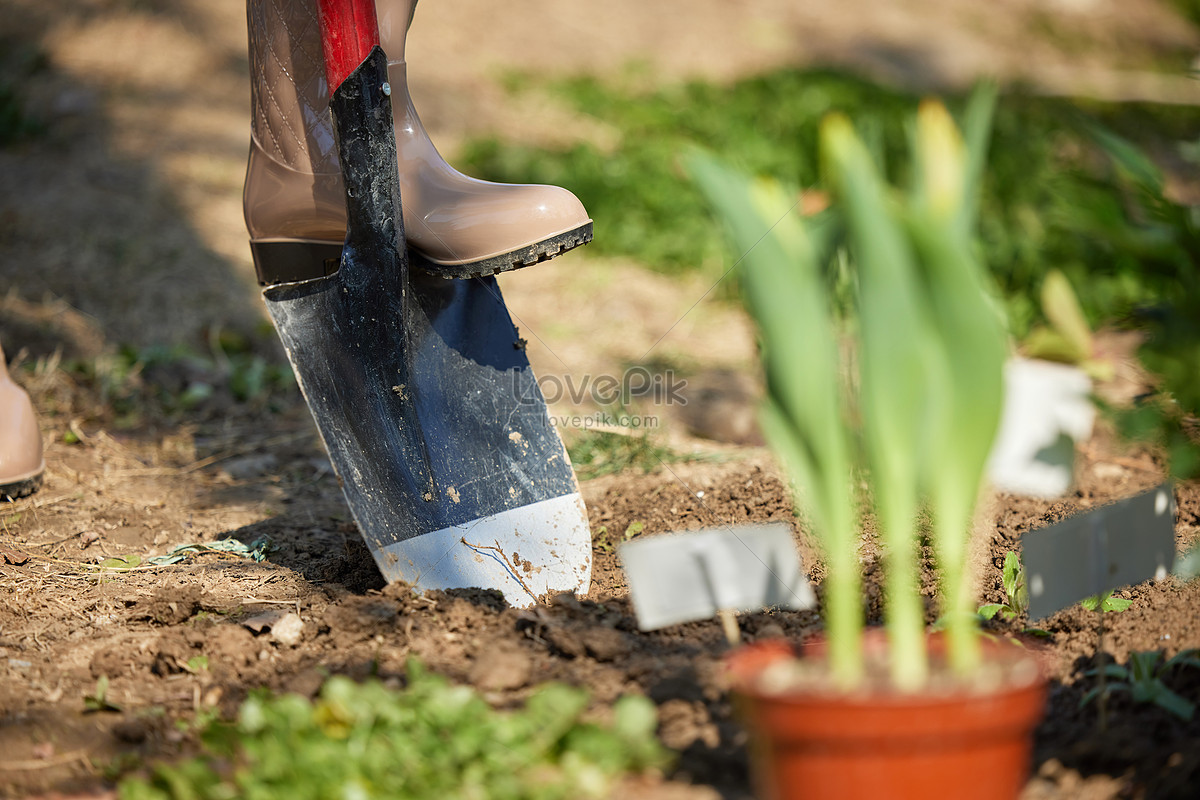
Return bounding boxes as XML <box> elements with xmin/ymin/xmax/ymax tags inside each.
<box><xmin>619</xmin><ymin>523</ymin><xmax>815</xmax><ymax>631</ymax></box>
<box><xmin>1024</xmin><ymin>483</ymin><xmax>1176</xmax><ymax>620</ymax></box>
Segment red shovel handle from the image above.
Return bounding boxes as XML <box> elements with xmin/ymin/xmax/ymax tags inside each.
<box><xmin>317</xmin><ymin>0</ymin><xmax>381</xmax><ymax>93</ymax></box>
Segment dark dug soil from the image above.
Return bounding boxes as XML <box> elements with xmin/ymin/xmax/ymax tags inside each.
<box><xmin>1</xmin><ymin>400</ymin><xmax>1198</xmax><ymax>799</ymax></box>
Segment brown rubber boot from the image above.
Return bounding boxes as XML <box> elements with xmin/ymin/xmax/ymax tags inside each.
<box><xmin>244</xmin><ymin>0</ymin><xmax>592</xmax><ymax>283</ymax></box>
<box><xmin>0</xmin><ymin>343</ymin><xmax>44</xmax><ymax>501</ymax></box>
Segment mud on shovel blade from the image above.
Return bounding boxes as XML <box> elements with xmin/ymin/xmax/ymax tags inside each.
<box><xmin>261</xmin><ymin>47</ymin><xmax>590</xmax><ymax>608</ymax></box>
<box><xmin>619</xmin><ymin>524</ymin><xmax>815</xmax><ymax>631</ymax></box>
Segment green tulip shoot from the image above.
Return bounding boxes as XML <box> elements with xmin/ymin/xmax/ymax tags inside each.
<box><xmin>689</xmin><ymin>84</ymin><xmax>1007</xmax><ymax>689</ymax></box>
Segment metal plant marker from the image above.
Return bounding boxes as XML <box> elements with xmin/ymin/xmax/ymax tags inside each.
<box><xmin>619</xmin><ymin>523</ymin><xmax>816</xmax><ymax>644</ymax></box>
<box><xmin>1023</xmin><ymin>483</ymin><xmax>1176</xmax><ymax>620</ymax></box>
<box><xmin>1022</xmin><ymin>482</ymin><xmax>1176</xmax><ymax>728</ymax></box>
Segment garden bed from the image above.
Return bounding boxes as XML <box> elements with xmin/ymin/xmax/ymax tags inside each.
<box><xmin>1</xmin><ymin>412</ymin><xmax>1197</xmax><ymax>798</ymax></box>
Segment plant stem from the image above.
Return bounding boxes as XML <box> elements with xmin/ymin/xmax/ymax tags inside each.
<box><xmin>824</xmin><ymin>516</ymin><xmax>864</xmax><ymax>689</ymax></box>
<box><xmin>932</xmin><ymin>491</ymin><xmax>981</xmax><ymax>676</ymax></box>
<box><xmin>878</xmin><ymin>490</ymin><xmax>928</xmax><ymax>691</ymax></box>
<box><xmin>1097</xmin><ymin>605</ymin><xmax>1108</xmax><ymax>731</ymax></box>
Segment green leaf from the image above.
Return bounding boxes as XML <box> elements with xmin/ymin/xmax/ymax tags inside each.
<box><xmin>121</xmin><ymin>663</ymin><xmax>671</xmax><ymax>799</ymax></box>
<box><xmin>1082</xmin><ymin>119</ymin><xmax>1165</xmax><ymax>195</ymax></box>
<box><xmin>1129</xmin><ymin>650</ymin><xmax>1162</xmax><ymax>681</ymax></box>
<box><xmin>1039</xmin><ymin>270</ymin><xmax>1093</xmax><ymax>364</ymax></box>
<box><xmin>688</xmin><ymin>150</ymin><xmax>863</xmax><ymax>687</ymax></box>
<box><xmin>1080</xmin><ymin>683</ymin><xmax>1129</xmax><ymax>708</ymax></box>
<box><xmin>906</xmin><ymin>91</ymin><xmax>1007</xmax><ymax>678</ymax></box>
<box><xmin>84</xmin><ymin>676</ymin><xmax>122</xmax><ymax>713</ymax></box>
<box><xmin>824</xmin><ymin>112</ymin><xmax>933</xmax><ymax>690</ymax></box>
<box><xmin>1101</xmin><ymin>595</ymin><xmax>1133</xmax><ymax>613</ymax></box>
<box><xmin>99</xmin><ymin>554</ymin><xmax>142</xmax><ymax>571</ymax></box>
<box><xmin>1164</xmin><ymin>649</ymin><xmax>1200</xmax><ymax>670</ymax></box>
<box><xmin>623</xmin><ymin>521</ymin><xmax>645</xmax><ymax>541</ymax></box>
<box><xmin>1001</xmin><ymin>551</ymin><xmax>1021</xmax><ymax>598</ymax></box>
<box><xmin>977</xmin><ymin>603</ymin><xmax>1004</xmax><ymax>621</ymax></box>
<box><xmin>1082</xmin><ymin>664</ymin><xmax>1130</xmax><ymax>680</ymax></box>
<box><xmin>1151</xmin><ymin>686</ymin><xmax>1196</xmax><ymax>721</ymax></box>
<box><xmin>1080</xmin><ymin>591</ymin><xmax>1132</xmax><ymax>613</ymax></box>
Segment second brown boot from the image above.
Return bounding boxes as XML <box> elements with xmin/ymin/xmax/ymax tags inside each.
<box><xmin>0</xmin><ymin>343</ymin><xmax>44</xmax><ymax>501</ymax></box>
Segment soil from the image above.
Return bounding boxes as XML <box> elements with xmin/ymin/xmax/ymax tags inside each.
<box><xmin>2</xmin><ymin>0</ymin><xmax>1200</xmax><ymax>798</ymax></box>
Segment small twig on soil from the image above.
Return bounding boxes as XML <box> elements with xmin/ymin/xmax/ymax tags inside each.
<box><xmin>111</xmin><ymin>431</ymin><xmax>315</xmax><ymax>478</ymax></box>
<box><xmin>68</xmin><ymin>418</ymin><xmax>91</xmax><ymax>446</ymax></box>
<box><xmin>21</xmin><ymin>531</ymin><xmax>86</xmax><ymax>549</ymax></box>
<box><xmin>23</xmin><ymin>492</ymin><xmax>85</xmax><ymax>511</ymax></box>
<box><xmin>460</xmin><ymin>537</ymin><xmax>537</xmax><ymax>601</ymax></box>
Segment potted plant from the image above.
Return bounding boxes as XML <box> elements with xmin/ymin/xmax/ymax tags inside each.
<box><xmin>689</xmin><ymin>86</ymin><xmax>1047</xmax><ymax>800</ymax></box>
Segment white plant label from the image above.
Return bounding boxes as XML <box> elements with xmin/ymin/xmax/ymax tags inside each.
<box><xmin>619</xmin><ymin>523</ymin><xmax>815</xmax><ymax>631</ymax></box>
<box><xmin>987</xmin><ymin>358</ymin><xmax>1095</xmax><ymax>499</ymax></box>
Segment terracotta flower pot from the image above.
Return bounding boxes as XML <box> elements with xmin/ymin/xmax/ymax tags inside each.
<box><xmin>726</xmin><ymin>632</ymin><xmax>1047</xmax><ymax>800</ymax></box>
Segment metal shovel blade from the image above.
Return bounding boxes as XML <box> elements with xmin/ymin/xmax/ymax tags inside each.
<box><xmin>262</xmin><ymin>49</ymin><xmax>590</xmax><ymax>607</ymax></box>
<box><xmin>619</xmin><ymin>523</ymin><xmax>815</xmax><ymax>631</ymax></box>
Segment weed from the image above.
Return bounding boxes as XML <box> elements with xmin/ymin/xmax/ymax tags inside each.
<box><xmin>978</xmin><ymin>552</ymin><xmax>1029</xmax><ymax>622</ymax></box>
<box><xmin>595</xmin><ymin>521</ymin><xmax>645</xmax><ymax>554</ymax></box>
<box><xmin>84</xmin><ymin>676</ymin><xmax>121</xmax><ymax>713</ymax></box>
<box><xmin>184</xmin><ymin>656</ymin><xmax>208</xmax><ymax>674</ymax></box>
<box><xmin>98</xmin><ymin>554</ymin><xmax>143</xmax><ymax>571</ymax></box>
<box><xmin>1079</xmin><ymin>591</ymin><xmax>1134</xmax><ymax>613</ymax></box>
<box><xmin>1081</xmin><ymin>649</ymin><xmax>1200</xmax><ymax>720</ymax></box>
<box><xmin>118</xmin><ymin>661</ymin><xmax>671</xmax><ymax>800</ymax></box>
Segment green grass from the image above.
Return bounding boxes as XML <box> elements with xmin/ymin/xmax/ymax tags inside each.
<box><xmin>566</xmin><ymin>430</ymin><xmax>703</xmax><ymax>481</ymax></box>
<box><xmin>459</xmin><ymin>69</ymin><xmax>1200</xmax><ymax>336</ymax></box>
<box><xmin>462</xmin><ymin>70</ymin><xmax>913</xmax><ymax>279</ymax></box>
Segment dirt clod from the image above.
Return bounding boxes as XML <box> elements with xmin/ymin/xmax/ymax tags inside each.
<box><xmin>469</xmin><ymin>641</ymin><xmax>532</xmax><ymax>692</ymax></box>
<box><xmin>141</xmin><ymin>586</ymin><xmax>202</xmax><ymax>626</ymax></box>
<box><xmin>580</xmin><ymin>626</ymin><xmax>630</xmax><ymax>662</ymax></box>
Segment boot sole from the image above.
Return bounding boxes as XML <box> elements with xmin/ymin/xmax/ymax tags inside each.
<box><xmin>410</xmin><ymin>222</ymin><xmax>594</xmax><ymax>280</ymax></box>
<box><xmin>1</xmin><ymin>472</ymin><xmax>42</xmax><ymax>502</ymax></box>
<box><xmin>252</xmin><ymin>223</ymin><xmax>593</xmax><ymax>286</ymax></box>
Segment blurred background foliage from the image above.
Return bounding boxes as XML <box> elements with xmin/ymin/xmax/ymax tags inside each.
<box><xmin>462</xmin><ymin>68</ymin><xmax>1198</xmax><ymax>473</ymax></box>
<box><xmin>461</xmin><ymin>69</ymin><xmax>1197</xmax><ymax>337</ymax></box>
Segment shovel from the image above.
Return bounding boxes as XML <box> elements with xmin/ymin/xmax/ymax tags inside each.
<box><xmin>257</xmin><ymin>0</ymin><xmax>591</xmax><ymax>606</ymax></box>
